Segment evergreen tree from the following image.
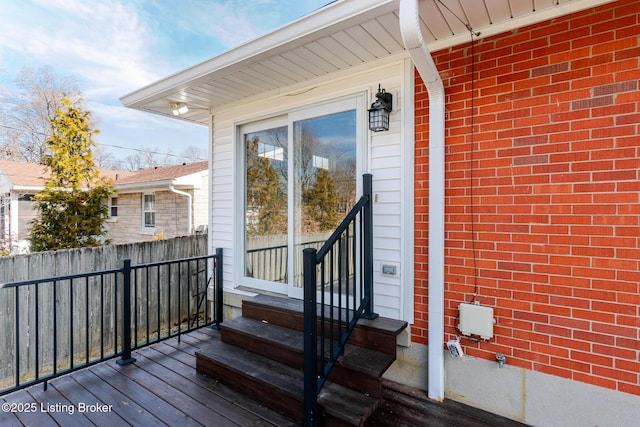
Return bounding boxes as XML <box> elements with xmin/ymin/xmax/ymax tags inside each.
<box><xmin>28</xmin><ymin>97</ymin><xmax>113</xmax><ymax>251</ymax></box>
<box><xmin>245</xmin><ymin>136</ymin><xmax>287</xmax><ymax>236</ymax></box>
<box><xmin>303</xmin><ymin>167</ymin><xmax>340</xmax><ymax>231</ymax></box>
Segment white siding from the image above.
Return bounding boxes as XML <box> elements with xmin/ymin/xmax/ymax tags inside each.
<box><xmin>209</xmin><ymin>55</ymin><xmax>413</xmax><ymax>320</ymax></box>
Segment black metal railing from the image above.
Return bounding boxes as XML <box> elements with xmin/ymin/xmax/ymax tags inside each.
<box><xmin>303</xmin><ymin>174</ymin><xmax>377</xmax><ymax>426</ymax></box>
<box><xmin>0</xmin><ymin>248</ymin><xmax>223</xmax><ymax>396</ymax></box>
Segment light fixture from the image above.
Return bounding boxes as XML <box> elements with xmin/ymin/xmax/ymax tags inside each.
<box><xmin>368</xmin><ymin>84</ymin><xmax>393</xmax><ymax>132</ymax></box>
<box><xmin>169</xmin><ymin>102</ymin><xmax>189</xmax><ymax>116</ymax></box>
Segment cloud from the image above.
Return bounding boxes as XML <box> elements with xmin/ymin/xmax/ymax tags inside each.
<box><xmin>0</xmin><ymin>0</ymin><xmax>169</xmax><ymax>95</ymax></box>
<box><xmin>0</xmin><ymin>0</ymin><xmax>329</xmax><ymax>161</ymax></box>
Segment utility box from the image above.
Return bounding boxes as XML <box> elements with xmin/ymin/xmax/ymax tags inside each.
<box><xmin>458</xmin><ymin>302</ymin><xmax>494</xmax><ymax>340</ymax></box>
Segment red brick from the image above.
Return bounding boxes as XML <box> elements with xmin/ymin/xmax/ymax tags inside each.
<box><xmin>535</xmin><ymin>363</ymin><xmax>573</xmax><ymax>380</ymax></box>
<box><xmin>571</xmin><ymin>350</ymin><xmax>613</xmax><ymax>367</ymax></box>
<box><xmin>616</xmin><ymin>337</ymin><xmax>640</xmax><ymax>351</ymax></box>
<box><xmin>414</xmin><ymin>2</ymin><xmax>640</xmax><ymax>394</ymax></box>
<box><xmin>573</xmin><ymin>330</ymin><xmax>616</xmax><ymax>346</ymax></box>
<box><xmin>552</xmin><ymin>356</ymin><xmax>591</xmax><ymax>373</ymax></box>
<box><xmin>593</xmin><ymin>343</ymin><xmax>636</xmax><ymax>360</ymax></box>
<box><xmin>572</xmin><ymin>373</ymin><xmax>617</xmax><ymax>391</ymax></box>
<box><xmin>592</xmin><ymin>366</ymin><xmax>638</xmax><ymax>384</ymax></box>
<box><xmin>592</xmin><ymin>322</ymin><xmax>638</xmax><ymax>339</ymax></box>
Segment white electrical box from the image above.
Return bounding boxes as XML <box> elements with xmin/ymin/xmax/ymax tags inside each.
<box><xmin>458</xmin><ymin>302</ymin><xmax>494</xmax><ymax>340</ymax></box>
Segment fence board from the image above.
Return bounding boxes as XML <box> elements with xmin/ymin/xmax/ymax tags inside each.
<box><xmin>0</xmin><ymin>235</ymin><xmax>208</xmax><ymax>390</ymax></box>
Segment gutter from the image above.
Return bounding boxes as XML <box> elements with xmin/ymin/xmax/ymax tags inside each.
<box><xmin>170</xmin><ymin>185</ymin><xmax>193</xmax><ymax>236</ymax></box>
<box><xmin>399</xmin><ymin>0</ymin><xmax>446</xmax><ymax>401</ymax></box>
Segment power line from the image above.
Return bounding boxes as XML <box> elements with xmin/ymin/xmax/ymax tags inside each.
<box><xmin>0</xmin><ymin>124</ymin><xmax>205</xmax><ymax>161</ymax></box>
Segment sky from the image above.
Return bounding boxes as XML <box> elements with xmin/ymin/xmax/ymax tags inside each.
<box><xmin>0</xmin><ymin>0</ymin><xmax>330</xmax><ymax>164</ymax></box>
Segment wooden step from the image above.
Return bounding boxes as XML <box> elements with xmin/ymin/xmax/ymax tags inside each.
<box><xmin>196</xmin><ymin>334</ymin><xmax>379</xmax><ymax>426</ymax></box>
<box><xmin>220</xmin><ymin>316</ymin><xmax>394</xmax><ymax>397</ymax></box>
<box><xmin>242</xmin><ymin>294</ymin><xmax>408</xmax><ymax>355</ymax></box>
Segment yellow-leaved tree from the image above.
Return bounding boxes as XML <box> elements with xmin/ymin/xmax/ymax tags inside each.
<box><xmin>28</xmin><ymin>97</ymin><xmax>113</xmax><ymax>251</ymax></box>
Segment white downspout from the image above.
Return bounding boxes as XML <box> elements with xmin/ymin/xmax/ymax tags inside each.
<box><xmin>170</xmin><ymin>185</ymin><xmax>193</xmax><ymax>235</ymax></box>
<box><xmin>399</xmin><ymin>0</ymin><xmax>446</xmax><ymax>401</ymax></box>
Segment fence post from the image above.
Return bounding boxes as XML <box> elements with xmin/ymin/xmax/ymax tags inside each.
<box><xmin>214</xmin><ymin>247</ymin><xmax>223</xmax><ymax>326</ymax></box>
<box><xmin>362</xmin><ymin>173</ymin><xmax>378</xmax><ymax>320</ymax></box>
<box><xmin>303</xmin><ymin>247</ymin><xmax>318</xmax><ymax>427</ymax></box>
<box><xmin>117</xmin><ymin>259</ymin><xmax>136</xmax><ymax>366</ymax></box>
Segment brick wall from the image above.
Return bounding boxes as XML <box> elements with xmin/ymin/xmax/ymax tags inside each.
<box><xmin>107</xmin><ymin>191</ymin><xmax>192</xmax><ymax>244</ymax></box>
<box><xmin>414</xmin><ymin>0</ymin><xmax>639</xmax><ymax>395</ymax></box>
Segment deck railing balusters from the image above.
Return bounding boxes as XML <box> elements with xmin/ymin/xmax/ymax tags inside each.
<box><xmin>303</xmin><ymin>174</ymin><xmax>378</xmax><ymax>426</ymax></box>
<box><xmin>0</xmin><ymin>250</ymin><xmax>223</xmax><ymax>396</ymax></box>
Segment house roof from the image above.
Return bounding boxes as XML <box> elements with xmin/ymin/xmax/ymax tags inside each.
<box><xmin>0</xmin><ymin>160</ymin><xmax>208</xmax><ymax>192</ymax></box>
<box><xmin>0</xmin><ymin>160</ymin><xmax>48</xmax><ymax>190</ymax></box>
<box><xmin>121</xmin><ymin>0</ymin><xmax>615</xmax><ymax>124</ymax></box>
<box><xmin>113</xmin><ymin>161</ymin><xmax>208</xmax><ymax>185</ymax></box>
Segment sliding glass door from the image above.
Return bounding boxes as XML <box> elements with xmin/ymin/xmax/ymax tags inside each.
<box><xmin>242</xmin><ymin>97</ymin><xmax>361</xmax><ymax>297</ymax></box>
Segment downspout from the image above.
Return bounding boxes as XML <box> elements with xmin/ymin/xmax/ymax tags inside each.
<box><xmin>170</xmin><ymin>185</ymin><xmax>193</xmax><ymax>235</ymax></box>
<box><xmin>399</xmin><ymin>0</ymin><xmax>446</xmax><ymax>401</ymax></box>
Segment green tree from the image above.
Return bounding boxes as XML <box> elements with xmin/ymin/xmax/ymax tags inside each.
<box><xmin>303</xmin><ymin>167</ymin><xmax>340</xmax><ymax>231</ymax></box>
<box><xmin>28</xmin><ymin>97</ymin><xmax>113</xmax><ymax>251</ymax></box>
<box><xmin>245</xmin><ymin>136</ymin><xmax>287</xmax><ymax>236</ymax></box>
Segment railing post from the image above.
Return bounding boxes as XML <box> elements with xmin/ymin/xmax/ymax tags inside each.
<box><xmin>303</xmin><ymin>247</ymin><xmax>318</xmax><ymax>427</ymax></box>
<box><xmin>362</xmin><ymin>173</ymin><xmax>378</xmax><ymax>320</ymax></box>
<box><xmin>214</xmin><ymin>247</ymin><xmax>224</xmax><ymax>326</ymax></box>
<box><xmin>117</xmin><ymin>259</ymin><xmax>136</xmax><ymax>366</ymax></box>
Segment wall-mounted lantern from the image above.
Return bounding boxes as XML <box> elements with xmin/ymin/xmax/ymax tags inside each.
<box><xmin>368</xmin><ymin>84</ymin><xmax>393</xmax><ymax>132</ymax></box>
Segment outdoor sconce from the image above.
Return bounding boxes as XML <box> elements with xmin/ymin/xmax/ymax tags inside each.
<box><xmin>368</xmin><ymin>84</ymin><xmax>393</xmax><ymax>132</ymax></box>
<box><xmin>170</xmin><ymin>102</ymin><xmax>189</xmax><ymax>116</ymax></box>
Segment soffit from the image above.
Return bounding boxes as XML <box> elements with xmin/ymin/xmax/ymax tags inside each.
<box><xmin>120</xmin><ymin>0</ymin><xmax>615</xmax><ymax>125</ymax></box>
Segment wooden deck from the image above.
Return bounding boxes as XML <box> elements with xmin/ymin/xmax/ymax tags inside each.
<box><xmin>0</xmin><ymin>327</ymin><xmax>528</xmax><ymax>426</ymax></box>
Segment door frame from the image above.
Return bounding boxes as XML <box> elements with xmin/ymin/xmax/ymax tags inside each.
<box><xmin>235</xmin><ymin>93</ymin><xmax>368</xmax><ymax>298</ymax></box>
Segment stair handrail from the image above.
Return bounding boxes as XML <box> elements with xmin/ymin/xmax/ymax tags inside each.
<box><xmin>303</xmin><ymin>173</ymin><xmax>377</xmax><ymax>426</ymax></box>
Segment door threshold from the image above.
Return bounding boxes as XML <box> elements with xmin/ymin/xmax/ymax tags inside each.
<box><xmin>235</xmin><ymin>285</ymin><xmax>288</xmax><ymax>298</ymax></box>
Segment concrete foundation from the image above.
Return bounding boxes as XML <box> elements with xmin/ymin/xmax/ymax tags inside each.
<box><xmin>446</xmin><ymin>352</ymin><xmax>640</xmax><ymax>426</ymax></box>
<box><xmin>386</xmin><ymin>342</ymin><xmax>640</xmax><ymax>427</ymax></box>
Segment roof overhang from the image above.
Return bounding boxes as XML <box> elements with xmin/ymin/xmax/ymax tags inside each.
<box><xmin>121</xmin><ymin>0</ymin><xmax>616</xmax><ymax>125</ymax></box>
<box><xmin>9</xmin><ymin>186</ymin><xmax>44</xmax><ymax>194</ymax></box>
<box><xmin>114</xmin><ymin>173</ymin><xmax>205</xmax><ymax>193</ymax></box>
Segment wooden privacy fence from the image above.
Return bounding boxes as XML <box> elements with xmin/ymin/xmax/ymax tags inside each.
<box><xmin>0</xmin><ymin>235</ymin><xmax>220</xmax><ymax>394</ymax></box>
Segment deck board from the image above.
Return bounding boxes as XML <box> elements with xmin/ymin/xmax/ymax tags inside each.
<box><xmin>49</xmin><ymin>374</ymin><xmax>129</xmax><ymax>427</ymax></box>
<box><xmin>0</xmin><ymin>328</ymin><xmax>528</xmax><ymax>427</ymax></box>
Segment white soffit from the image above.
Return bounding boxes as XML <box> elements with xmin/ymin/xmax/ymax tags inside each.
<box><xmin>120</xmin><ymin>0</ymin><xmax>615</xmax><ymax>124</ymax></box>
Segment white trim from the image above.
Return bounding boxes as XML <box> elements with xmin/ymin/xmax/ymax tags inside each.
<box><xmin>401</xmin><ymin>57</ymin><xmax>415</xmax><ymax>323</ymax></box>
<box><xmin>120</xmin><ymin>0</ymin><xmax>398</xmax><ymax>108</ymax></box>
<box><xmin>235</xmin><ymin>95</ymin><xmax>366</xmax><ymax>298</ymax></box>
<box><xmin>208</xmin><ymin>114</ymin><xmax>215</xmax><ymax>254</ymax></box>
<box><xmin>9</xmin><ymin>195</ymin><xmax>19</xmax><ymax>240</ymax></box>
<box><xmin>141</xmin><ymin>192</ymin><xmax>156</xmax><ymax>232</ymax></box>
<box><xmin>106</xmin><ymin>196</ymin><xmax>118</xmax><ymax>222</ymax></box>
<box><xmin>426</xmin><ymin>0</ymin><xmax>618</xmax><ymax>53</ymax></box>
<box><xmin>235</xmin><ymin>116</ymin><xmax>288</xmax><ymax>295</ymax></box>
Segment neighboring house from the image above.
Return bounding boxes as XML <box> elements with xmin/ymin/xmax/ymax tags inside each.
<box><xmin>0</xmin><ymin>160</ymin><xmax>208</xmax><ymax>248</ymax></box>
<box><xmin>106</xmin><ymin>161</ymin><xmax>209</xmax><ymax>243</ymax></box>
<box><xmin>120</xmin><ymin>1</ymin><xmax>639</xmax><ymax>426</ymax></box>
<box><xmin>0</xmin><ymin>160</ymin><xmax>47</xmax><ymax>252</ymax></box>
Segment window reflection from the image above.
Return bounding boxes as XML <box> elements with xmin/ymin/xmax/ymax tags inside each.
<box><xmin>245</xmin><ymin>126</ymin><xmax>288</xmax><ymax>282</ymax></box>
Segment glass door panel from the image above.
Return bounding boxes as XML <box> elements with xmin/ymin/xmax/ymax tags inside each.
<box><xmin>292</xmin><ymin>110</ymin><xmax>357</xmax><ymax>289</ymax></box>
<box><xmin>244</xmin><ymin>126</ymin><xmax>288</xmax><ymax>284</ymax></box>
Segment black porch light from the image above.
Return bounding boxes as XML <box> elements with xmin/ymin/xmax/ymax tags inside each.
<box><xmin>368</xmin><ymin>84</ymin><xmax>393</xmax><ymax>132</ymax></box>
